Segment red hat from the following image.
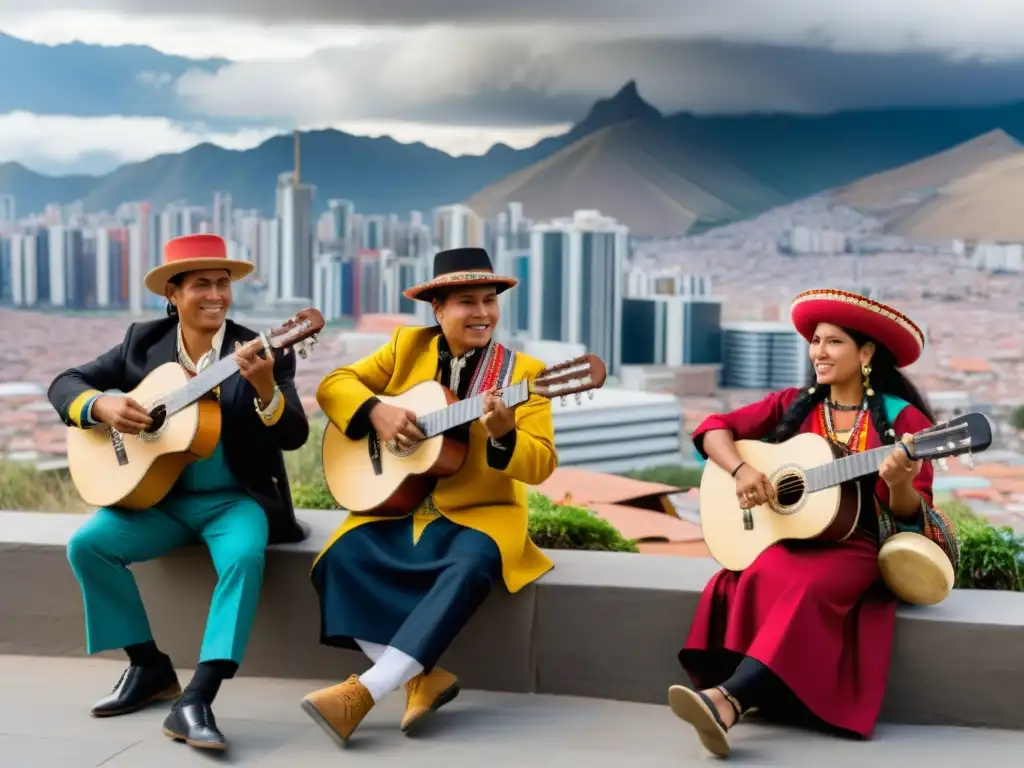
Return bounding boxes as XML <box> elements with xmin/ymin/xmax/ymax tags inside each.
<box><xmin>144</xmin><ymin>233</ymin><xmax>255</xmax><ymax>295</ymax></box>
<box><xmin>790</xmin><ymin>288</ymin><xmax>925</xmax><ymax>368</ymax></box>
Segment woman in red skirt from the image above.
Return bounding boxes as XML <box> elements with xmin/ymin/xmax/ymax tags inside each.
<box><xmin>670</xmin><ymin>289</ymin><xmax>960</xmax><ymax>757</ymax></box>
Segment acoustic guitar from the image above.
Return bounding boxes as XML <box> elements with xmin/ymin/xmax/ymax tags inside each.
<box><xmin>321</xmin><ymin>353</ymin><xmax>607</xmax><ymax>515</ymax></box>
<box><xmin>699</xmin><ymin>412</ymin><xmax>992</xmax><ymax>572</ymax></box>
<box><xmin>66</xmin><ymin>309</ymin><xmax>325</xmax><ymax>510</ymax></box>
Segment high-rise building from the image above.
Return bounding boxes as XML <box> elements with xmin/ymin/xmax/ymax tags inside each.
<box><xmin>0</xmin><ymin>195</ymin><xmax>15</xmax><ymax>228</ymax></box>
<box><xmin>327</xmin><ymin>199</ymin><xmax>354</xmax><ymax>247</ymax></box>
<box><xmin>0</xmin><ymin>236</ymin><xmax>11</xmax><ymax>302</ymax></box>
<box><xmin>529</xmin><ymin>209</ymin><xmax>628</xmax><ymax>375</ymax></box>
<box><xmin>276</xmin><ymin>171</ymin><xmax>316</xmax><ymax>300</ymax></box>
<box><xmin>363</xmin><ymin>216</ymin><xmax>385</xmax><ymax>251</ymax></box>
<box><xmin>213</xmin><ymin>192</ymin><xmax>233</xmax><ymax>240</ymax></box>
<box><xmin>621</xmin><ymin>296</ymin><xmax>723</xmax><ymax>366</ymax></box>
<box><xmin>721</xmin><ymin>321</ymin><xmax>807</xmax><ymax>390</ymax></box>
<box><xmin>433</xmin><ymin>204</ymin><xmax>483</xmax><ymax>250</ymax></box>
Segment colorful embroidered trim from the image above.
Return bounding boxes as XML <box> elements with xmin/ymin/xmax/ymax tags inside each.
<box><xmin>466</xmin><ymin>340</ymin><xmax>517</xmax><ymax>398</ymax></box>
<box><xmin>791</xmin><ymin>288</ymin><xmax>925</xmax><ymax>351</ymax></box>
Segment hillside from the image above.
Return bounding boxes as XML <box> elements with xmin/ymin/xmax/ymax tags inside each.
<box><xmin>464</xmin><ymin>118</ymin><xmax>785</xmax><ymax>236</ymax></box>
<box><xmin>833</xmin><ymin>129</ymin><xmax>1024</xmax><ymax>210</ymax></box>
<box><xmin>886</xmin><ymin>153</ymin><xmax>1024</xmax><ymax>241</ymax></box>
<box><xmin>9</xmin><ymin>77</ymin><xmax>1024</xmax><ymax>224</ymax></box>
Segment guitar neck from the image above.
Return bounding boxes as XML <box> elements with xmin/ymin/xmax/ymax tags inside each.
<box><xmin>804</xmin><ymin>445</ymin><xmax>893</xmax><ymax>492</ymax></box>
<box><xmin>163</xmin><ymin>355</ymin><xmax>241</xmax><ymax>416</ymax></box>
<box><xmin>419</xmin><ymin>380</ymin><xmax>530</xmax><ymax>438</ymax></box>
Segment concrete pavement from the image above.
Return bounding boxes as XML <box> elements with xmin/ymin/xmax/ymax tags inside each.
<box><xmin>2</xmin><ymin>655</ymin><xmax>1022</xmax><ymax>767</ymax></box>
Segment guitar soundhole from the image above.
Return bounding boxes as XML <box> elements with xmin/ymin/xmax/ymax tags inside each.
<box><xmin>775</xmin><ymin>472</ymin><xmax>806</xmax><ymax>508</ymax></box>
<box><xmin>386</xmin><ymin>438</ymin><xmax>418</xmax><ymax>458</ymax></box>
<box><xmin>147</xmin><ymin>405</ymin><xmax>167</xmax><ymax>433</ymax></box>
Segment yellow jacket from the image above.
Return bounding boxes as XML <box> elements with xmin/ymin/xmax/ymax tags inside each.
<box><xmin>313</xmin><ymin>326</ymin><xmax>557</xmax><ymax>593</ymax></box>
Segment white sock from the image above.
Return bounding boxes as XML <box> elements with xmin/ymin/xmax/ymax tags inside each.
<box><xmin>355</xmin><ymin>638</ymin><xmax>388</xmax><ymax>662</ymax></box>
<box><xmin>358</xmin><ymin>646</ymin><xmax>424</xmax><ymax>703</ymax></box>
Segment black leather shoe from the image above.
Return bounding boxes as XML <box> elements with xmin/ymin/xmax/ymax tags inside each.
<box><xmin>162</xmin><ymin>701</ymin><xmax>227</xmax><ymax>751</ymax></box>
<box><xmin>90</xmin><ymin>665</ymin><xmax>182</xmax><ymax>718</ymax></box>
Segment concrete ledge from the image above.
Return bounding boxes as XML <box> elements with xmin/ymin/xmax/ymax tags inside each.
<box><xmin>2</xmin><ymin>509</ymin><xmax>1024</xmax><ymax>729</ymax></box>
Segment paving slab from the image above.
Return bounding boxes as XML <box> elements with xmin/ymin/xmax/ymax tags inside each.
<box><xmin>1</xmin><ymin>655</ymin><xmax>1021</xmax><ymax>767</ymax></box>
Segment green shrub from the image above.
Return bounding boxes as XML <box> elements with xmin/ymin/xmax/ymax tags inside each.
<box><xmin>284</xmin><ymin>417</ymin><xmax>329</xmax><ymax>488</ymax></box>
<box><xmin>0</xmin><ymin>460</ymin><xmax>87</xmax><ymax>513</ymax></box>
<box><xmin>952</xmin><ymin>515</ymin><xmax>1024</xmax><ymax>592</ymax></box>
<box><xmin>288</xmin><ymin>479</ymin><xmax>637</xmax><ymax>553</ymax></box>
<box><xmin>526</xmin><ymin>492</ymin><xmax>638</xmax><ymax>553</ymax></box>
<box><xmin>291</xmin><ymin>482</ymin><xmax>341</xmax><ymax>511</ymax></box>
<box><xmin>619</xmin><ymin>464</ymin><xmax>703</xmax><ymax>489</ymax></box>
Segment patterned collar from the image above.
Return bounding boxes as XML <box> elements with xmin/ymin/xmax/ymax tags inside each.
<box><xmin>437</xmin><ymin>335</ymin><xmax>483</xmax><ymax>397</ymax></box>
<box><xmin>176</xmin><ymin>322</ymin><xmax>226</xmax><ymax>375</ymax></box>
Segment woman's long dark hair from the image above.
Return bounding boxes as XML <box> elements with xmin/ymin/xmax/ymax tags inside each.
<box><xmin>768</xmin><ymin>326</ymin><xmax>935</xmax><ymax>445</ymax></box>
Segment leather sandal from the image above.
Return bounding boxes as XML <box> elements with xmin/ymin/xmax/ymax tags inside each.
<box><xmin>668</xmin><ymin>685</ymin><xmax>743</xmax><ymax>758</ymax></box>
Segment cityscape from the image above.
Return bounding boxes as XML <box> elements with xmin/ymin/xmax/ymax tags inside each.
<box><xmin>1</xmin><ymin>116</ymin><xmax>1023</xmax><ymax>536</ymax></box>
<box><xmin>4</xmin><ymin>5</ymin><xmax>1024</xmax><ymax>762</ymax></box>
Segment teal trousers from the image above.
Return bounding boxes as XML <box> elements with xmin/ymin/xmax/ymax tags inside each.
<box><xmin>66</xmin><ymin>492</ymin><xmax>268</xmax><ymax>665</ymax></box>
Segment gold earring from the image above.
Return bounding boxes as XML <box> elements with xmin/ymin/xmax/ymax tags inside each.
<box><xmin>861</xmin><ymin>364</ymin><xmax>874</xmax><ymax>397</ymax></box>
<box><xmin>807</xmin><ymin>385</ymin><xmax>816</xmax><ymax>394</ymax></box>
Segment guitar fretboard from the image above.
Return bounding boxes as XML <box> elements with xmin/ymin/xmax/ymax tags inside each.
<box><xmin>160</xmin><ymin>355</ymin><xmax>241</xmax><ymax>416</ymax></box>
<box><xmin>418</xmin><ymin>380</ymin><xmax>530</xmax><ymax>438</ymax></box>
<box><xmin>804</xmin><ymin>445</ymin><xmax>892</xmax><ymax>492</ymax></box>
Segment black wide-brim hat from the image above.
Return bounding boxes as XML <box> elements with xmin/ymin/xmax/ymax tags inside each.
<box><xmin>403</xmin><ymin>247</ymin><xmax>518</xmax><ymax>302</ymax></box>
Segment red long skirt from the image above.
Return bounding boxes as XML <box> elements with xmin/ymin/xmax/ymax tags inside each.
<box><xmin>679</xmin><ymin>534</ymin><xmax>896</xmax><ymax>738</ymax></box>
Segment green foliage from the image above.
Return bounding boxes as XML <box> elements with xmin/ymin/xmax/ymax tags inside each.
<box><xmin>526</xmin><ymin>492</ymin><xmax>639</xmax><ymax>553</ymax></box>
<box><xmin>619</xmin><ymin>464</ymin><xmax>704</xmax><ymax>489</ymax></box>
<box><xmin>291</xmin><ymin>482</ymin><xmax>341</xmax><ymax>511</ymax></box>
<box><xmin>1009</xmin><ymin>405</ymin><xmax>1024</xmax><ymax>431</ymax></box>
<box><xmin>0</xmin><ymin>460</ymin><xmax>87</xmax><ymax>513</ymax></box>
<box><xmin>952</xmin><ymin>509</ymin><xmax>1024</xmax><ymax>591</ymax></box>
<box><xmin>283</xmin><ymin>418</ymin><xmax>329</xmax><ymax>488</ymax></box>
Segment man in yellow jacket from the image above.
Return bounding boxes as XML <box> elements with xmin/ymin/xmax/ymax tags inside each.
<box><xmin>302</xmin><ymin>247</ymin><xmax>557</xmax><ymax>745</ymax></box>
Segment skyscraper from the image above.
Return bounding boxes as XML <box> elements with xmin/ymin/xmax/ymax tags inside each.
<box><xmin>529</xmin><ymin>210</ymin><xmax>628</xmax><ymax>375</ymax></box>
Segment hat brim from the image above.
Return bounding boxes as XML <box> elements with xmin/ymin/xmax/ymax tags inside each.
<box><xmin>404</xmin><ymin>271</ymin><xmax>518</xmax><ymax>302</ymax></box>
<box><xmin>790</xmin><ymin>289</ymin><xmax>925</xmax><ymax>368</ymax></box>
<box><xmin>144</xmin><ymin>258</ymin><xmax>255</xmax><ymax>296</ymax></box>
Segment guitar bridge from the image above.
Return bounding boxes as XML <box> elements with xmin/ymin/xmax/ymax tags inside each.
<box><xmin>743</xmin><ymin>508</ymin><xmax>754</xmax><ymax>531</ymax></box>
<box><xmin>368</xmin><ymin>431</ymin><xmax>383</xmax><ymax>476</ymax></box>
<box><xmin>109</xmin><ymin>428</ymin><xmax>129</xmax><ymax>467</ymax></box>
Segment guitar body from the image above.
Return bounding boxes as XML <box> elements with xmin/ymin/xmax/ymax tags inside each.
<box><xmin>65</xmin><ymin>362</ymin><xmax>221</xmax><ymax>510</ymax></box>
<box><xmin>699</xmin><ymin>432</ymin><xmax>862</xmax><ymax>572</ymax></box>
<box><xmin>321</xmin><ymin>380</ymin><xmax>469</xmax><ymax>515</ymax></box>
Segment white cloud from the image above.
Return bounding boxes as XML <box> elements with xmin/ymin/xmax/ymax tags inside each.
<box><xmin>0</xmin><ymin>112</ymin><xmax>279</xmax><ymax>173</ymax></box>
<box><xmin>0</xmin><ymin>112</ymin><xmax>570</xmax><ymax>175</ymax></box>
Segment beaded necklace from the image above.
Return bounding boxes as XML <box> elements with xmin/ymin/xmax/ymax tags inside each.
<box><xmin>822</xmin><ymin>397</ymin><xmax>869</xmax><ymax>452</ymax></box>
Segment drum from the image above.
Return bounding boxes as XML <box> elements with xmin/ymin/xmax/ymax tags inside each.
<box><xmin>878</xmin><ymin>531</ymin><xmax>955</xmax><ymax>606</ymax></box>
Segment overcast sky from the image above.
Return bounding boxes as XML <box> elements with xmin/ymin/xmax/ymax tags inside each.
<box><xmin>4</xmin><ymin>1</ymin><xmax>1024</xmax><ymax>171</ymax></box>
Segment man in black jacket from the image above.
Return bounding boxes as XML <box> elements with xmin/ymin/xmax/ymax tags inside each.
<box><xmin>48</xmin><ymin>234</ymin><xmax>309</xmax><ymax>751</ymax></box>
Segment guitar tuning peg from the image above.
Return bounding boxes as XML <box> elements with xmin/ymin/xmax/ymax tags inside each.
<box><xmin>575</xmin><ymin>392</ymin><xmax>582</xmax><ymax>405</ymax></box>
<box><xmin>962</xmin><ymin>452</ymin><xmax>975</xmax><ymax>470</ymax></box>
<box><xmin>936</xmin><ymin>458</ymin><xmax>949</xmax><ymax>472</ymax></box>
<box><xmin>587</xmin><ymin>391</ymin><xmax>594</xmax><ymax>400</ymax></box>
<box><xmin>560</xmin><ymin>395</ymin><xmax>567</xmax><ymax>406</ymax></box>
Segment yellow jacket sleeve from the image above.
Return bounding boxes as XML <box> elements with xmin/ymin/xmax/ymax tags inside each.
<box><xmin>500</xmin><ymin>359</ymin><xmax>558</xmax><ymax>485</ymax></box>
<box><xmin>316</xmin><ymin>327</ymin><xmax>400</xmax><ymax>434</ymax></box>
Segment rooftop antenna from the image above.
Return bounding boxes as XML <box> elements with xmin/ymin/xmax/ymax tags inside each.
<box><xmin>293</xmin><ymin>129</ymin><xmax>301</xmax><ymax>185</ymax></box>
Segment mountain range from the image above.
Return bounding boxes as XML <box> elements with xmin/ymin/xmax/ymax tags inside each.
<box><xmin>7</xmin><ymin>32</ymin><xmax>1024</xmax><ymax>235</ymax></box>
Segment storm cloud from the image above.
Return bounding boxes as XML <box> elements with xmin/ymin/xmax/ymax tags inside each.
<box><xmin>173</xmin><ymin>34</ymin><xmax>1024</xmax><ymax>128</ymax></box>
<box><xmin>4</xmin><ymin>0</ymin><xmax>1024</xmax><ymax>55</ymax></box>
<box><xmin>7</xmin><ymin>0</ymin><xmax>1024</xmax><ymax>130</ymax></box>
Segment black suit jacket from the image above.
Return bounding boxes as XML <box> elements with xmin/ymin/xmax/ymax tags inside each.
<box><xmin>47</xmin><ymin>317</ymin><xmax>311</xmax><ymax>545</ymax></box>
